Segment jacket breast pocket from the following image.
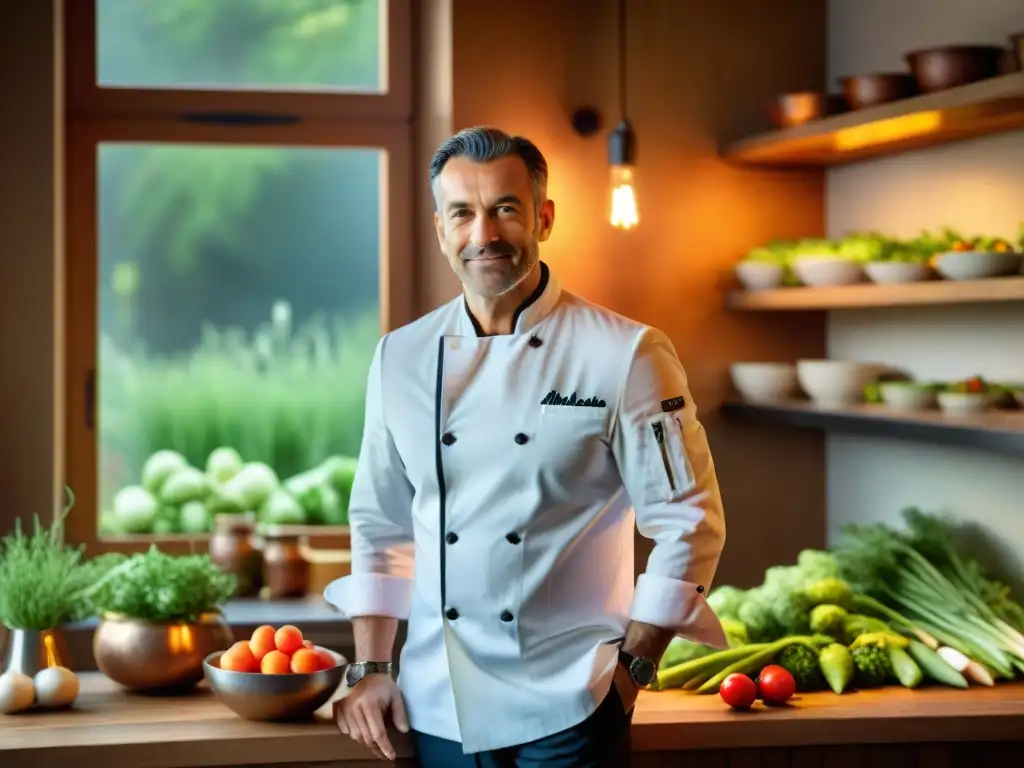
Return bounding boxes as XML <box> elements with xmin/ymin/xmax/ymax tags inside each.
<box><xmin>536</xmin><ymin>405</ymin><xmax>610</xmax><ymax>481</ymax></box>
<box><xmin>643</xmin><ymin>412</ymin><xmax>695</xmax><ymax>504</ymax></box>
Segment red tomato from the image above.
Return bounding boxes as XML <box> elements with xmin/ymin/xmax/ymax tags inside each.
<box><xmin>719</xmin><ymin>673</ymin><xmax>758</xmax><ymax>709</ymax></box>
<box><xmin>757</xmin><ymin>665</ymin><xmax>795</xmax><ymax>705</ymax></box>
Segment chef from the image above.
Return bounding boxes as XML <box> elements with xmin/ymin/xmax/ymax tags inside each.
<box><xmin>325</xmin><ymin>126</ymin><xmax>728</xmax><ymax>767</ymax></box>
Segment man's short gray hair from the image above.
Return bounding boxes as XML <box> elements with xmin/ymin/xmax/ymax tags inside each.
<box><xmin>429</xmin><ymin>126</ymin><xmax>549</xmax><ymax>210</ymax></box>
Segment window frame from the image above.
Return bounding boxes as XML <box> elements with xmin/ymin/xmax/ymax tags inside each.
<box><xmin>65</xmin><ymin>0</ymin><xmax>413</xmax><ymax>121</ymax></box>
<box><xmin>63</xmin><ymin>0</ymin><xmax>416</xmax><ymax>554</ymax></box>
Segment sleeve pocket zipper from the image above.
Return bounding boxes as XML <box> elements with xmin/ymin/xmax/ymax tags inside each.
<box><xmin>652</xmin><ymin>422</ymin><xmax>677</xmax><ymax>493</ymax></box>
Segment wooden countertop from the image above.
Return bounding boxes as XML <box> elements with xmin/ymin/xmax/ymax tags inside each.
<box><xmin>2</xmin><ymin>675</ymin><xmax>1022</xmax><ymax>766</ymax></box>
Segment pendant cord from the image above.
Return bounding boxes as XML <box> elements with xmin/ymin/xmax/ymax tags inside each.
<box><xmin>618</xmin><ymin>0</ymin><xmax>627</xmax><ymax>120</ymax></box>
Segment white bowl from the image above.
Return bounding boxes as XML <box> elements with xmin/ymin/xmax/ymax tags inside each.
<box><xmin>933</xmin><ymin>251</ymin><xmax>1023</xmax><ymax>281</ymax></box>
<box><xmin>730</xmin><ymin>362</ymin><xmax>798</xmax><ymax>403</ymax></box>
<box><xmin>735</xmin><ymin>261</ymin><xmax>785</xmax><ymax>291</ymax></box>
<box><xmin>865</xmin><ymin>261</ymin><xmax>934</xmax><ymax>285</ymax></box>
<box><xmin>937</xmin><ymin>391</ymin><xmax>991</xmax><ymax>416</ymax></box>
<box><xmin>796</xmin><ymin>360</ymin><xmax>880</xmax><ymax>408</ymax></box>
<box><xmin>879</xmin><ymin>382</ymin><xmax>938</xmax><ymax>412</ymax></box>
<box><xmin>792</xmin><ymin>257</ymin><xmax>866</xmax><ymax>287</ymax></box>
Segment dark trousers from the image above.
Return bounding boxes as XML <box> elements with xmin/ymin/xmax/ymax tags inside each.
<box><xmin>411</xmin><ymin>685</ymin><xmax>633</xmax><ymax>768</ymax></box>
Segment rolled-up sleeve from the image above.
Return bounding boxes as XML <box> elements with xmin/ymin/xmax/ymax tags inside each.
<box><xmin>323</xmin><ymin>334</ymin><xmax>414</xmax><ymax>620</ymax></box>
<box><xmin>611</xmin><ymin>327</ymin><xmax>729</xmax><ymax>649</ymax></box>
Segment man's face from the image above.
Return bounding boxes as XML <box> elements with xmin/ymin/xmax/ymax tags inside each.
<box><xmin>433</xmin><ymin>155</ymin><xmax>555</xmax><ymax>299</ymax></box>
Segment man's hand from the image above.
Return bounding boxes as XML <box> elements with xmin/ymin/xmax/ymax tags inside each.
<box><xmin>612</xmin><ymin>662</ymin><xmax>640</xmax><ymax>714</ymax></box>
<box><xmin>335</xmin><ymin>674</ymin><xmax>409</xmax><ymax>762</ymax></box>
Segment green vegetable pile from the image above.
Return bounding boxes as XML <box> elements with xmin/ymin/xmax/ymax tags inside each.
<box><xmin>835</xmin><ymin>507</ymin><xmax>1024</xmax><ymax>682</ymax></box>
<box><xmin>740</xmin><ymin>225</ymin><xmax>1024</xmax><ymax>273</ymax></box>
<box><xmin>81</xmin><ymin>545</ymin><xmax>236</xmax><ymax>623</ymax></box>
<box><xmin>654</xmin><ymin>507</ymin><xmax>1024</xmax><ymax>696</ymax></box>
<box><xmin>101</xmin><ymin>447</ymin><xmax>358</xmax><ymax>536</ymax></box>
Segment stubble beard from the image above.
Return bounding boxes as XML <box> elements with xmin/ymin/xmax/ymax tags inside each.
<box><xmin>453</xmin><ymin>238</ymin><xmax>540</xmax><ymax>299</ymax></box>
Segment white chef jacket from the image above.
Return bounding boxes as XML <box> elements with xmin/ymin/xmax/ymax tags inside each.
<box><xmin>324</xmin><ymin>262</ymin><xmax>727</xmax><ymax>754</ymax></box>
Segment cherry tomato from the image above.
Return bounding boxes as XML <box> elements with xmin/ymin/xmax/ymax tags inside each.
<box><xmin>719</xmin><ymin>673</ymin><xmax>757</xmax><ymax>709</ymax></box>
<box><xmin>757</xmin><ymin>665</ymin><xmax>795</xmax><ymax>706</ymax></box>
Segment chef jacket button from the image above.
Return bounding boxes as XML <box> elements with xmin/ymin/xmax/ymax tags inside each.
<box><xmin>445</xmin><ymin>531</ymin><xmax>458</xmax><ymax>545</ymax></box>
<box><xmin>528</xmin><ymin>336</ymin><xmax>543</xmax><ymax>348</ymax></box>
<box><xmin>441</xmin><ymin>432</ymin><xmax>456</xmax><ymax>446</ymax></box>
<box><xmin>505</xmin><ymin>532</ymin><xmax>521</xmax><ymax>545</ymax></box>
<box><xmin>445</xmin><ymin>608</ymin><xmax>459</xmax><ymax>620</ymax></box>
<box><xmin>500</xmin><ymin>610</ymin><xmax>514</xmax><ymax>622</ymax></box>
<box><xmin>514</xmin><ymin>432</ymin><xmax>529</xmax><ymax>445</ymax></box>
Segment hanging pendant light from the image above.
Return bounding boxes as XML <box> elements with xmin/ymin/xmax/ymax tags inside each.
<box><xmin>609</xmin><ymin>0</ymin><xmax>638</xmax><ymax>230</ymax></box>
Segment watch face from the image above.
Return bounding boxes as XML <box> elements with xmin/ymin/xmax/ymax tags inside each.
<box><xmin>345</xmin><ymin>664</ymin><xmax>364</xmax><ymax>687</ymax></box>
<box><xmin>630</xmin><ymin>657</ymin><xmax>657</xmax><ymax>686</ymax></box>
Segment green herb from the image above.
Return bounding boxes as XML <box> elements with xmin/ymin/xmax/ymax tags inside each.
<box><xmin>834</xmin><ymin>508</ymin><xmax>1024</xmax><ymax>680</ymax></box>
<box><xmin>86</xmin><ymin>545</ymin><xmax>236</xmax><ymax>623</ymax></box>
<box><xmin>0</xmin><ymin>488</ymin><xmax>88</xmax><ymax>630</ymax></box>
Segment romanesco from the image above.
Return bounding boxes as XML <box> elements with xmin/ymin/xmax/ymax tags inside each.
<box><xmin>851</xmin><ymin>644</ymin><xmax>892</xmax><ymax>687</ymax></box>
<box><xmin>804</xmin><ymin>577</ymin><xmax>854</xmax><ymax>609</ymax></box>
<box><xmin>809</xmin><ymin>604</ymin><xmax>848</xmax><ymax>636</ymax></box>
<box><xmin>776</xmin><ymin>643</ymin><xmax>826</xmax><ymax>691</ymax></box>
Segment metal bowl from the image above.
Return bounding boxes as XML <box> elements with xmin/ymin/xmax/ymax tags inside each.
<box><xmin>94</xmin><ymin>612</ymin><xmax>234</xmax><ymax>693</ymax></box>
<box><xmin>203</xmin><ymin>647</ymin><xmax>347</xmax><ymax>721</ymax></box>
<box><xmin>838</xmin><ymin>73</ymin><xmax>918</xmax><ymax>109</ymax></box>
<box><xmin>905</xmin><ymin>45</ymin><xmax>1004</xmax><ymax>93</ymax></box>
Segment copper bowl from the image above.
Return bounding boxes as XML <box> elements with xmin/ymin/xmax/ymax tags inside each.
<box><xmin>203</xmin><ymin>647</ymin><xmax>347</xmax><ymax>721</ymax></box>
<box><xmin>93</xmin><ymin>612</ymin><xmax>234</xmax><ymax>693</ymax></box>
<box><xmin>905</xmin><ymin>45</ymin><xmax>1004</xmax><ymax>92</ymax></box>
<box><xmin>770</xmin><ymin>91</ymin><xmax>847</xmax><ymax>128</ymax></box>
<box><xmin>839</xmin><ymin>73</ymin><xmax>919</xmax><ymax>109</ymax></box>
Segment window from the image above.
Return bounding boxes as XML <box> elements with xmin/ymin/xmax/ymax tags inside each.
<box><xmin>64</xmin><ymin>0</ymin><xmax>414</xmax><ymax>553</ymax></box>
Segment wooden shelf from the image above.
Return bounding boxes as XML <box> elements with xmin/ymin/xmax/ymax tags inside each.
<box><xmin>727</xmin><ymin>276</ymin><xmax>1024</xmax><ymax>311</ymax></box>
<box><xmin>721</xmin><ymin>400</ymin><xmax>1024</xmax><ymax>455</ymax></box>
<box><xmin>723</xmin><ymin>72</ymin><xmax>1024</xmax><ymax>167</ymax></box>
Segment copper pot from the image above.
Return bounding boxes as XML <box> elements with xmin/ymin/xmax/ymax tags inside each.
<box><xmin>839</xmin><ymin>73</ymin><xmax>918</xmax><ymax>109</ymax></box>
<box><xmin>209</xmin><ymin>513</ymin><xmax>263</xmax><ymax>597</ymax></box>
<box><xmin>905</xmin><ymin>45</ymin><xmax>1004</xmax><ymax>92</ymax></box>
<box><xmin>770</xmin><ymin>91</ymin><xmax>846</xmax><ymax>128</ymax></box>
<box><xmin>93</xmin><ymin>612</ymin><xmax>233</xmax><ymax>693</ymax></box>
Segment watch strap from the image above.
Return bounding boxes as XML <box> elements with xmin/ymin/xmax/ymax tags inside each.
<box><xmin>345</xmin><ymin>661</ymin><xmax>394</xmax><ymax>686</ymax></box>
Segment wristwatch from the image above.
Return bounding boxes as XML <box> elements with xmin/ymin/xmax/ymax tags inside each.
<box><xmin>617</xmin><ymin>648</ymin><xmax>657</xmax><ymax>688</ymax></box>
<box><xmin>345</xmin><ymin>661</ymin><xmax>394</xmax><ymax>687</ymax></box>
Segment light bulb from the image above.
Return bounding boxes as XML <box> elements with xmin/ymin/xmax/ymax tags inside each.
<box><xmin>609</xmin><ymin>164</ymin><xmax>639</xmax><ymax>230</ymax></box>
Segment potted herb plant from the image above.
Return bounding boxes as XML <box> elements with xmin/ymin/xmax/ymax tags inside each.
<box><xmin>85</xmin><ymin>546</ymin><xmax>236</xmax><ymax>692</ymax></box>
<box><xmin>0</xmin><ymin>488</ymin><xmax>94</xmax><ymax>677</ymax></box>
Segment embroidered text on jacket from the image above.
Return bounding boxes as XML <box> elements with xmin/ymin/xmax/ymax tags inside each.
<box><xmin>540</xmin><ymin>390</ymin><xmax>607</xmax><ymax>407</ymax></box>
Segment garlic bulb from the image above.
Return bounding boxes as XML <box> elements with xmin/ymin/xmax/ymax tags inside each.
<box><xmin>0</xmin><ymin>671</ymin><xmax>35</xmax><ymax>714</ymax></box>
<box><xmin>34</xmin><ymin>666</ymin><xmax>79</xmax><ymax>709</ymax></box>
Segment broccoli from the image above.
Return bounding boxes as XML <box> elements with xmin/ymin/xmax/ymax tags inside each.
<box><xmin>796</xmin><ymin>549</ymin><xmax>839</xmax><ymax>581</ymax></box>
<box><xmin>810</xmin><ymin>604</ymin><xmax>848</xmax><ymax>636</ymax></box>
<box><xmin>737</xmin><ymin>589</ymin><xmax>784</xmax><ymax>642</ymax></box>
<box><xmin>720</xmin><ymin>617</ymin><xmax>749</xmax><ymax>647</ymax></box>
<box><xmin>706</xmin><ymin>585</ymin><xmax>746</xmax><ymax>620</ymax></box>
<box><xmin>842</xmin><ymin>613</ymin><xmax>890</xmax><ymax>645</ymax></box>
<box><xmin>775</xmin><ymin>643</ymin><xmax>826</xmax><ymax>691</ymax></box>
<box><xmin>851</xmin><ymin>644</ymin><xmax>892</xmax><ymax>688</ymax></box>
<box><xmin>659</xmin><ymin>636</ymin><xmax>713</xmax><ymax>670</ymax></box>
<box><xmin>804</xmin><ymin>577</ymin><xmax>854</xmax><ymax>610</ymax></box>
